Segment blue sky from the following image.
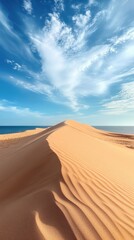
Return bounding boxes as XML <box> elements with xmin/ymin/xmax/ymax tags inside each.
<box><xmin>0</xmin><ymin>0</ymin><xmax>134</xmax><ymax>125</ymax></box>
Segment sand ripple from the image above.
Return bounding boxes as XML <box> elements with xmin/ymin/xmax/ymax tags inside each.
<box><xmin>0</xmin><ymin>120</ymin><xmax>134</xmax><ymax>240</ymax></box>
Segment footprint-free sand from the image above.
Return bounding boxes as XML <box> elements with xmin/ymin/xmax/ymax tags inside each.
<box><xmin>0</xmin><ymin>120</ymin><xmax>134</xmax><ymax>240</ymax></box>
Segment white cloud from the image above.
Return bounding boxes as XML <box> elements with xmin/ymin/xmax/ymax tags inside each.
<box><xmin>88</xmin><ymin>0</ymin><xmax>97</xmax><ymax>6</ymax></box>
<box><xmin>54</xmin><ymin>0</ymin><xmax>64</xmax><ymax>11</ymax></box>
<box><xmin>27</xmin><ymin>12</ymin><xmax>101</xmax><ymax>110</ymax></box>
<box><xmin>3</xmin><ymin>0</ymin><xmax>133</xmax><ymax>114</ymax></box>
<box><xmin>6</xmin><ymin>59</ymin><xmax>13</xmax><ymax>64</ymax></box>
<box><xmin>28</xmin><ymin>13</ymin><xmax>90</xmax><ymax>110</ymax></box>
<box><xmin>106</xmin><ymin>0</ymin><xmax>134</xmax><ymax>32</ymax></box>
<box><xmin>101</xmin><ymin>81</ymin><xmax>134</xmax><ymax>115</ymax></box>
<box><xmin>111</xmin><ymin>27</ymin><xmax>134</xmax><ymax>46</ymax></box>
<box><xmin>0</xmin><ymin>8</ymin><xmax>11</xmax><ymax>32</ymax></box>
<box><xmin>6</xmin><ymin>60</ymin><xmax>22</xmax><ymax>71</ymax></box>
<box><xmin>0</xmin><ymin>99</ymin><xmax>89</xmax><ymax>125</ymax></box>
<box><xmin>13</xmin><ymin>63</ymin><xmax>22</xmax><ymax>71</ymax></box>
<box><xmin>72</xmin><ymin>10</ymin><xmax>91</xmax><ymax>28</ymax></box>
<box><xmin>9</xmin><ymin>76</ymin><xmax>52</xmax><ymax>96</ymax></box>
<box><xmin>20</xmin><ymin>1</ymin><xmax>134</xmax><ymax>112</ymax></box>
<box><xmin>0</xmin><ymin>100</ymin><xmax>44</xmax><ymax>118</ymax></box>
<box><xmin>23</xmin><ymin>0</ymin><xmax>33</xmax><ymax>15</ymax></box>
<box><xmin>71</xmin><ymin>4</ymin><xmax>81</xmax><ymax>10</ymax></box>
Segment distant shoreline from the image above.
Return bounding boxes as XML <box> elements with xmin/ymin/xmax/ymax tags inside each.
<box><xmin>0</xmin><ymin>125</ymin><xmax>134</xmax><ymax>135</ymax></box>
<box><xmin>0</xmin><ymin>126</ymin><xmax>49</xmax><ymax>135</ymax></box>
<box><xmin>94</xmin><ymin>126</ymin><xmax>134</xmax><ymax>135</ymax></box>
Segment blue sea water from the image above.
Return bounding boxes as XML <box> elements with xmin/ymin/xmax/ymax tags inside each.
<box><xmin>94</xmin><ymin>126</ymin><xmax>134</xmax><ymax>134</ymax></box>
<box><xmin>0</xmin><ymin>126</ymin><xmax>49</xmax><ymax>134</ymax></box>
<box><xmin>0</xmin><ymin>125</ymin><xmax>134</xmax><ymax>135</ymax></box>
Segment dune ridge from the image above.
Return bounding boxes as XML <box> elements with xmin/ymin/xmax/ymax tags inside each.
<box><xmin>0</xmin><ymin>120</ymin><xmax>134</xmax><ymax>240</ymax></box>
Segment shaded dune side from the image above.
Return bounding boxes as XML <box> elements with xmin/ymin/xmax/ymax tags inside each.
<box><xmin>0</xmin><ymin>123</ymin><xmax>76</xmax><ymax>240</ymax></box>
<box><xmin>0</xmin><ymin>120</ymin><xmax>134</xmax><ymax>240</ymax></box>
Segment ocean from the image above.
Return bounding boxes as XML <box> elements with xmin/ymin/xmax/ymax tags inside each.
<box><xmin>0</xmin><ymin>126</ymin><xmax>48</xmax><ymax>134</ymax></box>
<box><xmin>94</xmin><ymin>126</ymin><xmax>134</xmax><ymax>134</ymax></box>
<box><xmin>0</xmin><ymin>126</ymin><xmax>134</xmax><ymax>135</ymax></box>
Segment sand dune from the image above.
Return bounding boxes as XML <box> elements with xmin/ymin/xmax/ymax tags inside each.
<box><xmin>0</xmin><ymin>120</ymin><xmax>134</xmax><ymax>240</ymax></box>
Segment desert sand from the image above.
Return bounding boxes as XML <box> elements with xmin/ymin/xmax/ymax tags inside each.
<box><xmin>0</xmin><ymin>120</ymin><xmax>134</xmax><ymax>240</ymax></box>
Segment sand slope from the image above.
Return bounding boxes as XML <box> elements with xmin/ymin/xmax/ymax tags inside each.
<box><xmin>0</xmin><ymin>120</ymin><xmax>134</xmax><ymax>240</ymax></box>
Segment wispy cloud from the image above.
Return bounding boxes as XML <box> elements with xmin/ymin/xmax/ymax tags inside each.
<box><xmin>0</xmin><ymin>7</ymin><xmax>35</xmax><ymax>60</ymax></box>
<box><xmin>27</xmin><ymin>11</ymin><xmax>112</xmax><ymax>110</ymax></box>
<box><xmin>9</xmin><ymin>76</ymin><xmax>52</xmax><ymax>96</ymax></box>
<box><xmin>72</xmin><ymin>10</ymin><xmax>91</xmax><ymax>27</ymax></box>
<box><xmin>23</xmin><ymin>0</ymin><xmax>33</xmax><ymax>15</ymax></box>
<box><xmin>111</xmin><ymin>27</ymin><xmax>134</xmax><ymax>46</ymax></box>
<box><xmin>54</xmin><ymin>0</ymin><xmax>64</xmax><ymax>11</ymax></box>
<box><xmin>0</xmin><ymin>99</ymin><xmax>44</xmax><ymax>118</ymax></box>
<box><xmin>0</xmin><ymin>8</ymin><xmax>12</xmax><ymax>32</ymax></box>
<box><xmin>101</xmin><ymin>81</ymin><xmax>134</xmax><ymax>115</ymax></box>
<box><xmin>108</xmin><ymin>0</ymin><xmax>134</xmax><ymax>29</ymax></box>
<box><xmin>25</xmin><ymin>1</ymin><xmax>134</xmax><ymax>111</ymax></box>
<box><xmin>88</xmin><ymin>0</ymin><xmax>98</xmax><ymax>6</ymax></box>
<box><xmin>2</xmin><ymin>0</ymin><xmax>134</xmax><ymax>113</ymax></box>
<box><xmin>0</xmin><ymin>99</ymin><xmax>87</xmax><ymax>125</ymax></box>
<box><xmin>28</xmin><ymin>12</ymin><xmax>93</xmax><ymax>110</ymax></box>
<box><xmin>6</xmin><ymin>60</ymin><xmax>22</xmax><ymax>71</ymax></box>
<box><xmin>71</xmin><ymin>4</ymin><xmax>81</xmax><ymax>11</ymax></box>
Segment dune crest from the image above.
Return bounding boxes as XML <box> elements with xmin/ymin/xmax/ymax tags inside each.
<box><xmin>0</xmin><ymin>120</ymin><xmax>134</xmax><ymax>240</ymax></box>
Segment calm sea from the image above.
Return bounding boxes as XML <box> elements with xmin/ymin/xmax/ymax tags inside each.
<box><xmin>0</xmin><ymin>126</ymin><xmax>134</xmax><ymax>135</ymax></box>
<box><xmin>0</xmin><ymin>126</ymin><xmax>48</xmax><ymax>134</ymax></box>
<box><xmin>94</xmin><ymin>126</ymin><xmax>134</xmax><ymax>134</ymax></box>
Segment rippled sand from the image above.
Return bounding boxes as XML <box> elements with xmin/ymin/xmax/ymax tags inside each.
<box><xmin>0</xmin><ymin>120</ymin><xmax>134</xmax><ymax>240</ymax></box>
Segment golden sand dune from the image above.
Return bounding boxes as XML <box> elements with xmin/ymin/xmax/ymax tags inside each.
<box><xmin>0</xmin><ymin>120</ymin><xmax>134</xmax><ymax>240</ymax></box>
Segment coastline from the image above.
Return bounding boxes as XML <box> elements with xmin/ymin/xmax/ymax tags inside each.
<box><xmin>0</xmin><ymin>128</ymin><xmax>46</xmax><ymax>141</ymax></box>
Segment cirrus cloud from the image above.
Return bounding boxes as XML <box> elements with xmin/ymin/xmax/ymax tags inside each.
<box><xmin>1</xmin><ymin>0</ymin><xmax>134</xmax><ymax>114</ymax></box>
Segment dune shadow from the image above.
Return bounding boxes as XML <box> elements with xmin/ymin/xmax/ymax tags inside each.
<box><xmin>0</xmin><ymin>127</ymin><xmax>77</xmax><ymax>240</ymax></box>
<box><xmin>30</xmin><ymin>132</ymin><xmax>77</xmax><ymax>239</ymax></box>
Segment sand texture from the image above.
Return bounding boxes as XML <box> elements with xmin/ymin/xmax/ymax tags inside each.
<box><xmin>0</xmin><ymin>120</ymin><xmax>134</xmax><ymax>240</ymax></box>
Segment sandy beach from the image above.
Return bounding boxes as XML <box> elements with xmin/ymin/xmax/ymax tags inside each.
<box><xmin>0</xmin><ymin>120</ymin><xmax>134</xmax><ymax>240</ymax></box>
